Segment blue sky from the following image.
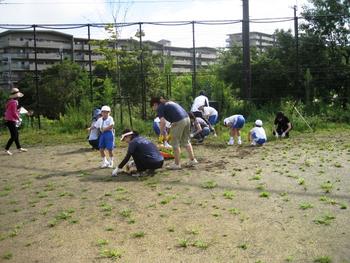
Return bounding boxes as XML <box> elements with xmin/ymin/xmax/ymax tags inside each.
<box><xmin>0</xmin><ymin>0</ymin><xmax>310</xmax><ymax>47</ymax></box>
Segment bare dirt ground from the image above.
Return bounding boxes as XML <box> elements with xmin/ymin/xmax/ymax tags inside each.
<box><xmin>0</xmin><ymin>130</ymin><xmax>350</xmax><ymax>263</ymax></box>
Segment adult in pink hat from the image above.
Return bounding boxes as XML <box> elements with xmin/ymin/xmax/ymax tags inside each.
<box><xmin>4</xmin><ymin>87</ymin><xmax>27</xmax><ymax>155</ymax></box>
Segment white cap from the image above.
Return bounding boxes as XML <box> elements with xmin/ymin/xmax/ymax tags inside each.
<box><xmin>255</xmin><ymin>119</ymin><xmax>263</xmax><ymax>126</ymax></box>
<box><xmin>223</xmin><ymin>118</ymin><xmax>229</xmax><ymax>126</ymax></box>
<box><xmin>101</xmin><ymin>105</ymin><xmax>111</xmax><ymax>112</ymax></box>
<box><xmin>120</xmin><ymin>131</ymin><xmax>133</xmax><ymax>141</ymax></box>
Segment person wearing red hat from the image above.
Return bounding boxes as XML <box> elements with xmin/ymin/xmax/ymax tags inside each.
<box><xmin>4</xmin><ymin>87</ymin><xmax>27</xmax><ymax>155</ymax></box>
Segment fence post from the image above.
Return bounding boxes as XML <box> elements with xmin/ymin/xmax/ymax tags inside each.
<box><xmin>87</xmin><ymin>24</ymin><xmax>93</xmax><ymax>103</ymax></box>
<box><xmin>294</xmin><ymin>6</ymin><xmax>300</xmax><ymax>102</ymax></box>
<box><xmin>33</xmin><ymin>24</ymin><xmax>41</xmax><ymax>129</ymax></box>
<box><xmin>242</xmin><ymin>0</ymin><xmax>251</xmax><ymax>100</ymax></box>
<box><xmin>138</xmin><ymin>23</ymin><xmax>146</xmax><ymax>120</ymax></box>
<box><xmin>192</xmin><ymin>21</ymin><xmax>197</xmax><ymax>98</ymax></box>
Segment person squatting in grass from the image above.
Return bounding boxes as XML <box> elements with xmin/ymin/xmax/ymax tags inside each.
<box><xmin>199</xmin><ymin>105</ymin><xmax>218</xmax><ymax>136</ymax></box>
<box><xmin>223</xmin><ymin>114</ymin><xmax>246</xmax><ymax>145</ymax></box>
<box><xmin>248</xmin><ymin>119</ymin><xmax>267</xmax><ymax>146</ymax></box>
<box><xmin>112</xmin><ymin>129</ymin><xmax>164</xmax><ymax>177</ymax></box>
<box><xmin>273</xmin><ymin>111</ymin><xmax>292</xmax><ymax>138</ymax></box>
<box><xmin>150</xmin><ymin>97</ymin><xmax>198</xmax><ymax>170</ymax></box>
<box><xmin>4</xmin><ymin>87</ymin><xmax>28</xmax><ymax>155</ymax></box>
<box><xmin>95</xmin><ymin>105</ymin><xmax>115</xmax><ymax>168</ymax></box>
<box><xmin>87</xmin><ymin>108</ymin><xmax>101</xmax><ymax>150</ymax></box>
<box><xmin>188</xmin><ymin>112</ymin><xmax>210</xmax><ymax>143</ymax></box>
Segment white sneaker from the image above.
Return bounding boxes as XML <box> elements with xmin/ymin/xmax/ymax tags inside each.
<box><xmin>108</xmin><ymin>160</ymin><xmax>114</xmax><ymax>168</ymax></box>
<box><xmin>100</xmin><ymin>161</ymin><xmax>109</xmax><ymax>168</ymax></box>
<box><xmin>4</xmin><ymin>150</ymin><xmax>13</xmax><ymax>156</ymax></box>
<box><xmin>237</xmin><ymin>140</ymin><xmax>242</xmax><ymax>145</ymax></box>
<box><xmin>227</xmin><ymin>140</ymin><xmax>234</xmax><ymax>145</ymax></box>
<box><xmin>18</xmin><ymin>148</ymin><xmax>28</xmax><ymax>152</ymax></box>
<box><xmin>166</xmin><ymin>163</ymin><xmax>182</xmax><ymax>170</ymax></box>
<box><xmin>188</xmin><ymin>159</ymin><xmax>198</xmax><ymax>166</ymax></box>
<box><xmin>163</xmin><ymin>142</ymin><xmax>172</xmax><ymax>148</ymax></box>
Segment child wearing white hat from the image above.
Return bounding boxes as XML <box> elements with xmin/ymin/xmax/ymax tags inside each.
<box><xmin>94</xmin><ymin>105</ymin><xmax>115</xmax><ymax>168</ymax></box>
<box><xmin>248</xmin><ymin>119</ymin><xmax>267</xmax><ymax>146</ymax></box>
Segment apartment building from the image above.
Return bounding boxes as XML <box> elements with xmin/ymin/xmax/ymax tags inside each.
<box><xmin>0</xmin><ymin>30</ymin><xmax>218</xmax><ymax>89</ymax></box>
<box><xmin>226</xmin><ymin>32</ymin><xmax>276</xmax><ymax>51</ymax></box>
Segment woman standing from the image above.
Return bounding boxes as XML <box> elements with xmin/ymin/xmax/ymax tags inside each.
<box><xmin>4</xmin><ymin>87</ymin><xmax>27</xmax><ymax>155</ymax></box>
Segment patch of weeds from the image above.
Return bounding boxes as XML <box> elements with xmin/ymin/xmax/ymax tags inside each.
<box><xmin>319</xmin><ymin>196</ymin><xmax>337</xmax><ymax>205</ymax></box>
<box><xmin>36</xmin><ymin>191</ymin><xmax>48</xmax><ymax>198</ymax></box>
<box><xmin>131</xmin><ymin>231</ymin><xmax>145</xmax><ymax>238</ymax></box>
<box><xmin>231</xmin><ymin>172</ymin><xmax>236</xmax><ymax>177</ymax></box>
<box><xmin>160</xmin><ymin>195</ymin><xmax>176</xmax><ymax>205</ymax></box>
<box><xmin>47</xmin><ymin>219</ymin><xmax>57</xmax><ymax>227</ymax></box>
<box><xmin>97</xmin><ymin>239</ymin><xmax>109</xmax><ymax>247</ymax></box>
<box><xmin>333</xmin><ymin>162</ymin><xmax>342</xmax><ymax>168</ymax></box>
<box><xmin>299</xmin><ymin>202</ymin><xmax>314</xmax><ymax>210</ymax></box>
<box><xmin>105</xmin><ymin>227</ymin><xmax>114</xmax><ymax>231</ymax></box>
<box><xmin>8</xmin><ymin>229</ymin><xmax>18</xmax><ymax>238</ymax></box>
<box><xmin>259</xmin><ymin>191</ymin><xmax>270</xmax><ymax>198</ymax></box>
<box><xmin>339</xmin><ymin>203</ymin><xmax>347</xmax><ymax>209</ymax></box>
<box><xmin>44</xmin><ymin>182</ymin><xmax>56</xmax><ymax>191</ymax></box>
<box><xmin>128</xmin><ymin>219</ymin><xmax>136</xmax><ymax>224</ymax></box>
<box><xmin>100</xmin><ymin>203</ymin><xmax>113</xmax><ymax>212</ymax></box>
<box><xmin>55</xmin><ymin>211</ymin><xmax>71</xmax><ymax>220</ymax></box>
<box><xmin>104</xmin><ymin>192</ymin><xmax>112</xmax><ymax>197</ymax></box>
<box><xmin>201</xmin><ymin>180</ymin><xmax>217</xmax><ymax>189</ymax></box>
<box><xmin>167</xmin><ymin>227</ymin><xmax>175</xmax><ymax>232</ymax></box>
<box><xmin>212</xmin><ymin>212</ymin><xmax>221</xmax><ymax>217</ymax></box>
<box><xmin>250</xmin><ymin>175</ymin><xmax>261</xmax><ymax>181</ymax></box>
<box><xmin>100</xmin><ymin>248</ymin><xmax>122</xmax><ymax>259</ymax></box>
<box><xmin>279</xmin><ymin>192</ymin><xmax>288</xmax><ymax>197</ymax></box>
<box><xmin>238</xmin><ymin>243</ymin><xmax>248</xmax><ymax>250</ymax></box>
<box><xmin>115</xmin><ymin>187</ymin><xmax>128</xmax><ymax>193</ymax></box>
<box><xmin>119</xmin><ymin>209</ymin><xmax>132</xmax><ymax>218</ymax></box>
<box><xmin>313</xmin><ymin>214</ymin><xmax>335</xmax><ymax>225</ymax></box>
<box><xmin>285</xmin><ymin>255</ymin><xmax>294</xmax><ymax>262</ymax></box>
<box><xmin>223</xmin><ymin>190</ymin><xmax>235</xmax><ymax>199</ymax></box>
<box><xmin>177</xmin><ymin>238</ymin><xmax>189</xmax><ymax>248</ymax></box>
<box><xmin>228</xmin><ymin>208</ymin><xmax>240</xmax><ymax>215</ymax></box>
<box><xmin>313</xmin><ymin>256</ymin><xmax>332</xmax><ymax>263</ymax></box>
<box><xmin>192</xmin><ymin>240</ymin><xmax>209</xmax><ymax>249</ymax></box>
<box><xmin>256</xmin><ymin>183</ymin><xmax>265</xmax><ymax>190</ymax></box>
<box><xmin>255</xmin><ymin>168</ymin><xmax>262</xmax><ymax>174</ymax></box>
<box><xmin>2</xmin><ymin>252</ymin><xmax>13</xmax><ymax>260</ymax></box>
<box><xmin>69</xmin><ymin>219</ymin><xmax>79</xmax><ymax>224</ymax></box>
<box><xmin>186</xmin><ymin>228</ymin><xmax>199</xmax><ymax>235</ymax></box>
<box><xmin>320</xmin><ymin>181</ymin><xmax>333</xmax><ymax>193</ymax></box>
<box><xmin>297</xmin><ymin>177</ymin><xmax>305</xmax><ymax>185</ymax></box>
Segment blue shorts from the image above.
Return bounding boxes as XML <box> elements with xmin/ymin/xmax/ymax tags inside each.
<box><xmin>208</xmin><ymin>115</ymin><xmax>218</xmax><ymax>125</ymax></box>
<box><xmin>252</xmin><ymin>133</ymin><xmax>266</xmax><ymax>145</ymax></box>
<box><xmin>98</xmin><ymin>130</ymin><xmax>114</xmax><ymax>150</ymax></box>
<box><xmin>232</xmin><ymin>116</ymin><xmax>245</xmax><ymax>129</ymax></box>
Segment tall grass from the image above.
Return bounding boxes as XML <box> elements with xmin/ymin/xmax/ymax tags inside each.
<box><xmin>0</xmin><ymin>99</ymin><xmax>348</xmax><ymax>147</ymax></box>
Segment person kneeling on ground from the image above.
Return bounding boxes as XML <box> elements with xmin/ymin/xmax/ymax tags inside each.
<box><xmin>273</xmin><ymin>111</ymin><xmax>292</xmax><ymax>138</ymax></box>
<box><xmin>189</xmin><ymin>112</ymin><xmax>210</xmax><ymax>143</ymax></box>
<box><xmin>112</xmin><ymin>129</ymin><xmax>164</xmax><ymax>177</ymax></box>
<box><xmin>248</xmin><ymin>119</ymin><xmax>267</xmax><ymax>146</ymax></box>
<box><xmin>223</xmin><ymin>114</ymin><xmax>246</xmax><ymax>145</ymax></box>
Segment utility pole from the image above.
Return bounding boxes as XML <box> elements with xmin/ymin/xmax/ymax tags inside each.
<box><xmin>242</xmin><ymin>0</ymin><xmax>251</xmax><ymax>100</ymax></box>
<box><xmin>293</xmin><ymin>5</ymin><xmax>300</xmax><ymax>101</ymax></box>
<box><xmin>138</xmin><ymin>23</ymin><xmax>146</xmax><ymax>120</ymax></box>
<box><xmin>87</xmin><ymin>24</ymin><xmax>93</xmax><ymax>103</ymax></box>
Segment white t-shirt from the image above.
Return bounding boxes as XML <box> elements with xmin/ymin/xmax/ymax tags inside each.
<box><xmin>94</xmin><ymin>116</ymin><xmax>114</xmax><ymax>131</ymax></box>
<box><xmin>224</xmin><ymin>115</ymin><xmax>239</xmax><ymax>125</ymax></box>
<box><xmin>154</xmin><ymin>117</ymin><xmax>171</xmax><ymax>129</ymax></box>
<box><xmin>203</xmin><ymin>106</ymin><xmax>218</xmax><ymax>117</ymax></box>
<box><xmin>191</xmin><ymin>95</ymin><xmax>209</xmax><ymax>112</ymax></box>
<box><xmin>250</xmin><ymin>126</ymin><xmax>267</xmax><ymax>140</ymax></box>
<box><xmin>89</xmin><ymin>120</ymin><xmax>100</xmax><ymax>140</ymax></box>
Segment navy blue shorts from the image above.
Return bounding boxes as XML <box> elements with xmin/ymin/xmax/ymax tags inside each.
<box><xmin>208</xmin><ymin>115</ymin><xmax>218</xmax><ymax>125</ymax></box>
<box><xmin>232</xmin><ymin>116</ymin><xmax>245</xmax><ymax>129</ymax></box>
<box><xmin>98</xmin><ymin>130</ymin><xmax>114</xmax><ymax>150</ymax></box>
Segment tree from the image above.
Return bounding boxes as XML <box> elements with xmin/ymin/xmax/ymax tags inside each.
<box><xmin>19</xmin><ymin>60</ymin><xmax>89</xmax><ymax>119</ymax></box>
